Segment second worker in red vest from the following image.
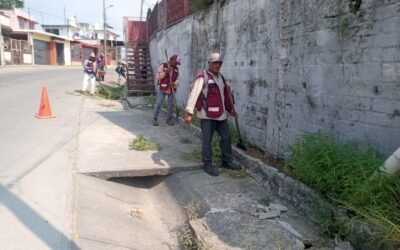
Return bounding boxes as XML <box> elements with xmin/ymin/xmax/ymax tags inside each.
<box><xmin>184</xmin><ymin>53</ymin><xmax>241</xmax><ymax>176</ymax></box>
<box><xmin>152</xmin><ymin>54</ymin><xmax>181</xmax><ymax>126</ymax></box>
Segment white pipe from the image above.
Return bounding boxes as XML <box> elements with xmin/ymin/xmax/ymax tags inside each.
<box><xmin>380</xmin><ymin>147</ymin><xmax>400</xmax><ymax>175</ymax></box>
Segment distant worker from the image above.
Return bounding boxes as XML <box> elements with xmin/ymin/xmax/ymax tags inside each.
<box><xmin>184</xmin><ymin>52</ymin><xmax>241</xmax><ymax>176</ymax></box>
<box><xmin>152</xmin><ymin>54</ymin><xmax>181</xmax><ymax>126</ymax></box>
<box><xmin>81</xmin><ymin>52</ymin><xmax>97</xmax><ymax>95</ymax></box>
<box><xmin>96</xmin><ymin>53</ymin><xmax>105</xmax><ymax>81</ymax></box>
<box><xmin>115</xmin><ymin>61</ymin><xmax>127</xmax><ymax>84</ymax></box>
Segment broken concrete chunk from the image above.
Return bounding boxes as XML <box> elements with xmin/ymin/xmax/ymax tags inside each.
<box><xmin>256</xmin><ymin>204</ymin><xmax>269</xmax><ymax>212</ymax></box>
<box><xmin>269</xmin><ymin>203</ymin><xmax>289</xmax><ymax>212</ymax></box>
<box><xmin>278</xmin><ymin>220</ymin><xmax>303</xmax><ymax>239</ymax></box>
<box><xmin>239</xmin><ymin>202</ymin><xmax>257</xmax><ymax>214</ymax></box>
<box><xmin>258</xmin><ymin>210</ymin><xmax>281</xmax><ymax>219</ymax></box>
<box><xmin>295</xmin><ymin>239</ymin><xmax>305</xmax><ymax>250</ymax></box>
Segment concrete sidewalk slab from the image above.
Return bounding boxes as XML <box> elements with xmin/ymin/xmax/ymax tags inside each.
<box><xmin>77</xmin><ymin>97</ymin><xmax>202</xmax><ymax>179</ymax></box>
<box><xmin>76</xmin><ymin>174</ymin><xmax>185</xmax><ymax>250</ymax></box>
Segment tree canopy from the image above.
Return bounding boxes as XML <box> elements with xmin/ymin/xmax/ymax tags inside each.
<box><xmin>0</xmin><ymin>0</ymin><xmax>24</xmax><ymax>9</ymax></box>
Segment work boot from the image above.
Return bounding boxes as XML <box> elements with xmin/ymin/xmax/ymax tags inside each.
<box><xmin>152</xmin><ymin>119</ymin><xmax>159</xmax><ymax>126</ymax></box>
<box><xmin>204</xmin><ymin>165</ymin><xmax>219</xmax><ymax>176</ymax></box>
<box><xmin>166</xmin><ymin>118</ymin><xmax>174</xmax><ymax>126</ymax></box>
<box><xmin>222</xmin><ymin>161</ymin><xmax>241</xmax><ymax>170</ymax></box>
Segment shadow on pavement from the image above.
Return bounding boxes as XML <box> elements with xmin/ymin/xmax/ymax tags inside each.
<box><xmin>0</xmin><ymin>185</ymin><xmax>78</xmax><ymax>249</ymax></box>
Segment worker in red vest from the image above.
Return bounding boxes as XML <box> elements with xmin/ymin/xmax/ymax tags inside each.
<box><xmin>184</xmin><ymin>52</ymin><xmax>241</xmax><ymax>176</ymax></box>
<box><xmin>152</xmin><ymin>54</ymin><xmax>181</xmax><ymax>126</ymax></box>
<box><xmin>96</xmin><ymin>53</ymin><xmax>105</xmax><ymax>81</ymax></box>
<box><xmin>81</xmin><ymin>52</ymin><xmax>97</xmax><ymax>95</ymax></box>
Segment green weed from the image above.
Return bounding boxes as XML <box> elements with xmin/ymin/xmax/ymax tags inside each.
<box><xmin>192</xmin><ymin>0</ymin><xmax>213</xmax><ymax>11</ymax></box>
<box><xmin>144</xmin><ymin>95</ymin><xmax>156</xmax><ymax>106</ymax></box>
<box><xmin>181</xmin><ymin>149</ymin><xmax>202</xmax><ymax>162</ymax></box>
<box><xmin>129</xmin><ymin>135</ymin><xmax>160</xmax><ymax>151</ymax></box>
<box><xmin>337</xmin><ymin>17</ymin><xmax>352</xmax><ymax>39</ymax></box>
<box><xmin>227</xmin><ymin>169</ymin><xmax>249</xmax><ymax>179</ymax></box>
<box><xmin>180</xmin><ymin>137</ymin><xmax>193</xmax><ymax>144</ymax></box>
<box><xmin>96</xmin><ymin>85</ymin><xmax>123</xmax><ymax>100</ymax></box>
<box><xmin>229</xmin><ymin>123</ymin><xmax>249</xmax><ymax>147</ymax></box>
<box><xmin>191</xmin><ymin>114</ymin><xmax>201</xmax><ymax>127</ymax></box>
<box><xmin>178</xmin><ymin>201</ymin><xmax>206</xmax><ymax>250</ymax></box>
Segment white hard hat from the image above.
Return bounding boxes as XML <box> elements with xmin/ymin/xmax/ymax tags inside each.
<box><xmin>90</xmin><ymin>52</ymin><xmax>95</xmax><ymax>57</ymax></box>
<box><xmin>208</xmin><ymin>52</ymin><xmax>223</xmax><ymax>62</ymax></box>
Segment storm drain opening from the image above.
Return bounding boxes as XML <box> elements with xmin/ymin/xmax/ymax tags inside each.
<box><xmin>108</xmin><ymin>175</ymin><xmax>168</xmax><ymax>189</ymax></box>
<box><xmin>106</xmin><ymin>174</ymin><xmax>207</xmax><ymax>250</ymax></box>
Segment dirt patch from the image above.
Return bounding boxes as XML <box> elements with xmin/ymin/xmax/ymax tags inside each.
<box><xmin>245</xmin><ymin>146</ymin><xmax>285</xmax><ymax>172</ymax></box>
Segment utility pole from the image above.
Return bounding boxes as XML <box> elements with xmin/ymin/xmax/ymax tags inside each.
<box><xmin>64</xmin><ymin>6</ymin><xmax>67</xmax><ymax>24</ymax></box>
<box><xmin>140</xmin><ymin>0</ymin><xmax>144</xmax><ymax>21</ymax></box>
<box><xmin>103</xmin><ymin>0</ymin><xmax>107</xmax><ymax>66</ymax></box>
<box><xmin>28</xmin><ymin>8</ymin><xmax>31</xmax><ymax>26</ymax></box>
<box><xmin>64</xmin><ymin>6</ymin><xmax>70</xmax><ymax>39</ymax></box>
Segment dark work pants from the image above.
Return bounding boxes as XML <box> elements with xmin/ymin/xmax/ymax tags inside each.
<box><xmin>153</xmin><ymin>90</ymin><xmax>174</xmax><ymax>120</ymax></box>
<box><xmin>201</xmin><ymin>119</ymin><xmax>232</xmax><ymax>167</ymax></box>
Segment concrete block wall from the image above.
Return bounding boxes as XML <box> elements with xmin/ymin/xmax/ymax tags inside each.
<box><xmin>149</xmin><ymin>0</ymin><xmax>400</xmax><ymax>159</ymax></box>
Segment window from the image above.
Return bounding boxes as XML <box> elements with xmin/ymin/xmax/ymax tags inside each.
<box><xmin>71</xmin><ymin>44</ymin><xmax>81</xmax><ymax>59</ymax></box>
<box><xmin>45</xmin><ymin>29</ymin><xmax>60</xmax><ymax>35</ymax></box>
<box><xmin>18</xmin><ymin>17</ymin><xmax>25</xmax><ymax>29</ymax></box>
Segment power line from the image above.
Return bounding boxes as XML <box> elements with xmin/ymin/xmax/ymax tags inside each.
<box><xmin>24</xmin><ymin>2</ymin><xmax>101</xmax><ymax>25</ymax></box>
<box><xmin>25</xmin><ymin>0</ymin><xmax>93</xmax><ymax>17</ymax></box>
<box><xmin>25</xmin><ymin>7</ymin><xmax>65</xmax><ymax>20</ymax></box>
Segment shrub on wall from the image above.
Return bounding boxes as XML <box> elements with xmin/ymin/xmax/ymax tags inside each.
<box><xmin>192</xmin><ymin>0</ymin><xmax>214</xmax><ymax>11</ymax></box>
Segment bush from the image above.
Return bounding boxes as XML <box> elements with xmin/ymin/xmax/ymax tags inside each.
<box><xmin>287</xmin><ymin>132</ymin><xmax>400</xmax><ymax>246</ymax></box>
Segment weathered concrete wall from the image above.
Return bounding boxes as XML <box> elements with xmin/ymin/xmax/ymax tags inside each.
<box><xmin>149</xmin><ymin>0</ymin><xmax>400</xmax><ymax>158</ymax></box>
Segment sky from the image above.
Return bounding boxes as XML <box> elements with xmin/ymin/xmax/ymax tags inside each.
<box><xmin>23</xmin><ymin>0</ymin><xmax>158</xmax><ymax>38</ymax></box>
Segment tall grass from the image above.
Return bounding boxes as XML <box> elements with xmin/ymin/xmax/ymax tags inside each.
<box><xmin>287</xmin><ymin>132</ymin><xmax>400</xmax><ymax>247</ymax></box>
<box><xmin>96</xmin><ymin>85</ymin><xmax>123</xmax><ymax>100</ymax></box>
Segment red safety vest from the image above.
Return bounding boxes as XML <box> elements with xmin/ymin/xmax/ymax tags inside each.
<box><xmin>195</xmin><ymin>70</ymin><xmax>233</xmax><ymax>118</ymax></box>
<box><xmin>158</xmin><ymin>63</ymin><xmax>179</xmax><ymax>92</ymax></box>
<box><xmin>85</xmin><ymin>60</ymin><xmax>94</xmax><ymax>74</ymax></box>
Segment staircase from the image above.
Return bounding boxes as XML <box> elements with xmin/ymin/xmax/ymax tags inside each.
<box><xmin>125</xmin><ymin>41</ymin><xmax>155</xmax><ymax>96</ymax></box>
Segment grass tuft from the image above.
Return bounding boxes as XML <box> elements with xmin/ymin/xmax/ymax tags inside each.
<box><xmin>129</xmin><ymin>135</ymin><xmax>160</xmax><ymax>151</ymax></box>
<box><xmin>181</xmin><ymin>149</ymin><xmax>202</xmax><ymax>162</ymax></box>
<box><xmin>180</xmin><ymin>137</ymin><xmax>193</xmax><ymax>144</ymax></box>
<box><xmin>227</xmin><ymin>169</ymin><xmax>249</xmax><ymax>179</ymax></box>
<box><xmin>96</xmin><ymin>85</ymin><xmax>123</xmax><ymax>100</ymax></box>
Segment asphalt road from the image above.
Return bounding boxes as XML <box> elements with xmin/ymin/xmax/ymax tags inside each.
<box><xmin>0</xmin><ymin>66</ymin><xmax>83</xmax><ymax>249</ymax></box>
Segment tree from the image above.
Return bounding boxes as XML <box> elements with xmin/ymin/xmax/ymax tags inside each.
<box><xmin>0</xmin><ymin>0</ymin><xmax>24</xmax><ymax>9</ymax></box>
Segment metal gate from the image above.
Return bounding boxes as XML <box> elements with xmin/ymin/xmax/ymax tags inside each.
<box><xmin>11</xmin><ymin>39</ymin><xmax>23</xmax><ymax>64</ymax></box>
<box><xmin>3</xmin><ymin>38</ymin><xmax>32</xmax><ymax>65</ymax></box>
<box><xmin>33</xmin><ymin>39</ymin><xmax>50</xmax><ymax>65</ymax></box>
<box><xmin>56</xmin><ymin>43</ymin><xmax>65</xmax><ymax>65</ymax></box>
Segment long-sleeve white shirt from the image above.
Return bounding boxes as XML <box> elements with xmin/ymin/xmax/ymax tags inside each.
<box><xmin>185</xmin><ymin>71</ymin><xmax>227</xmax><ymax>121</ymax></box>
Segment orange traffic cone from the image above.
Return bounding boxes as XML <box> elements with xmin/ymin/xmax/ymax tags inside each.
<box><xmin>35</xmin><ymin>86</ymin><xmax>55</xmax><ymax>119</ymax></box>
